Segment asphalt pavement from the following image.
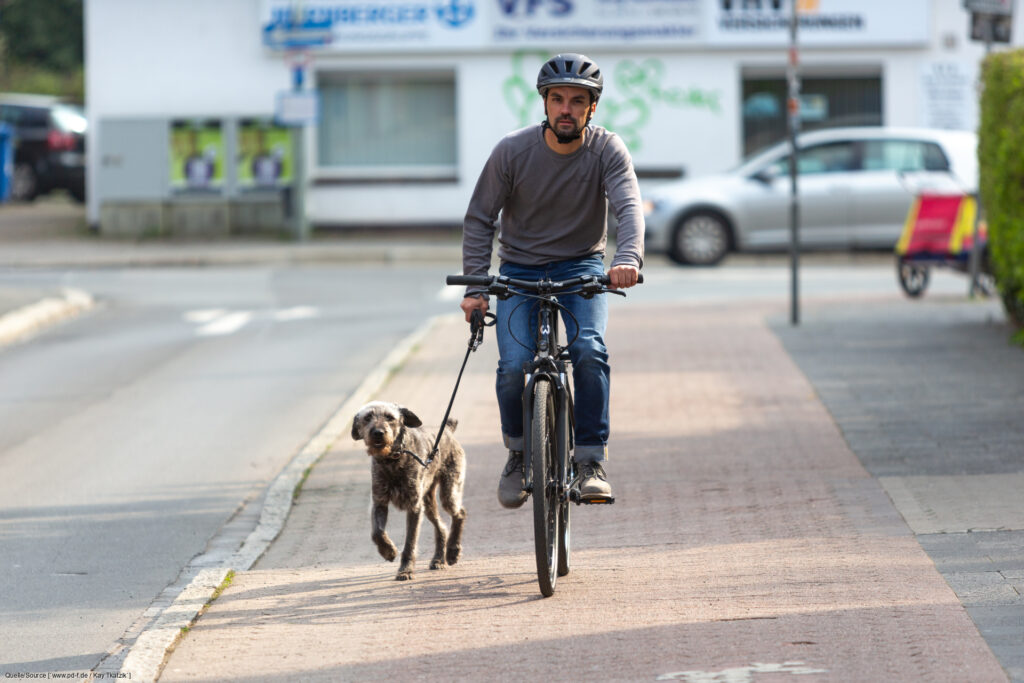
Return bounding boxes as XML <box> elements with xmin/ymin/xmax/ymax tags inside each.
<box><xmin>1</xmin><ymin>201</ymin><xmax>1022</xmax><ymax>681</ymax></box>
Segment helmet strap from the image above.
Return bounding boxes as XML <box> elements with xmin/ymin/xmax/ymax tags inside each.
<box><xmin>542</xmin><ymin>119</ymin><xmax>583</xmax><ymax>145</ymax></box>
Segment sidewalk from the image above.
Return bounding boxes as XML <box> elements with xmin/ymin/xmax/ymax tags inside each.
<box><xmin>153</xmin><ymin>295</ymin><xmax>1020</xmax><ymax>682</ymax></box>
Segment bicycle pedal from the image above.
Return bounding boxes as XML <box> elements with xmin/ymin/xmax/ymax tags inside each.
<box><xmin>578</xmin><ymin>494</ymin><xmax>615</xmax><ymax>505</ymax></box>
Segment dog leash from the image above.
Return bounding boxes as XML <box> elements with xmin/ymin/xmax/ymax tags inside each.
<box><xmin>411</xmin><ymin>309</ymin><xmax>494</xmax><ymax>468</ymax></box>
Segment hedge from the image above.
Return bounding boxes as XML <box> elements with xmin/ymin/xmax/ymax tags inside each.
<box><xmin>978</xmin><ymin>49</ymin><xmax>1024</xmax><ymax>329</ymax></box>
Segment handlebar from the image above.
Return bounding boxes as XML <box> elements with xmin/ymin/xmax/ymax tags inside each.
<box><xmin>446</xmin><ymin>272</ymin><xmax>643</xmax><ymax>293</ymax></box>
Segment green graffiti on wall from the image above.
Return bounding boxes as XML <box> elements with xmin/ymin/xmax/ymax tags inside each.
<box><xmin>502</xmin><ymin>51</ymin><xmax>721</xmax><ymax>152</ymax></box>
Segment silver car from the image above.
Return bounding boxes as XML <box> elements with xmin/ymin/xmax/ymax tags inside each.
<box><xmin>641</xmin><ymin>127</ymin><xmax>978</xmax><ymax>265</ymax></box>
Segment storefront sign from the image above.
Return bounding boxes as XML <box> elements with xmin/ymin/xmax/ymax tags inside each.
<box><xmin>705</xmin><ymin>0</ymin><xmax>929</xmax><ymax>47</ymax></box>
<box><xmin>262</xmin><ymin>0</ymin><xmax>931</xmax><ymax>51</ymax></box>
<box><xmin>261</xmin><ymin>0</ymin><xmax>485</xmax><ymax>51</ymax></box>
<box><xmin>490</xmin><ymin>0</ymin><xmax>702</xmax><ymax>48</ymax></box>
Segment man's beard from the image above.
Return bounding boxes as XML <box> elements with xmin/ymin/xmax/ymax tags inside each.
<box><xmin>544</xmin><ymin>116</ymin><xmax>585</xmax><ymax>144</ymax></box>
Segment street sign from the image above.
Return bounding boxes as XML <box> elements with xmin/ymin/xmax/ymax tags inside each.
<box><xmin>964</xmin><ymin>0</ymin><xmax>1014</xmax><ymax>15</ymax></box>
<box><xmin>276</xmin><ymin>91</ymin><xmax>319</xmax><ymax>126</ymax></box>
<box><xmin>971</xmin><ymin>11</ymin><xmax>1013</xmax><ymax>43</ymax></box>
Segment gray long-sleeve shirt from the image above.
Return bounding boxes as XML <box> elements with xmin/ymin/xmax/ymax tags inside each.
<box><xmin>462</xmin><ymin>123</ymin><xmax>644</xmax><ymax>280</ymax></box>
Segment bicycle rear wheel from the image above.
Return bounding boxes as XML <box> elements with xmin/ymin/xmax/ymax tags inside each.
<box><xmin>530</xmin><ymin>379</ymin><xmax>559</xmax><ymax>597</ymax></box>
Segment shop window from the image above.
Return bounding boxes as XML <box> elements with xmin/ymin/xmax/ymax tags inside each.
<box><xmin>317</xmin><ymin>72</ymin><xmax>456</xmax><ymax>179</ymax></box>
<box><xmin>741</xmin><ymin>75</ymin><xmax>882</xmax><ymax>157</ymax></box>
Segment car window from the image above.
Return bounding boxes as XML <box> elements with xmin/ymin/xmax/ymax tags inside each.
<box><xmin>862</xmin><ymin>140</ymin><xmax>950</xmax><ymax>172</ymax></box>
<box><xmin>763</xmin><ymin>141</ymin><xmax>858</xmax><ymax>177</ymax></box>
<box><xmin>0</xmin><ymin>105</ymin><xmax>49</xmax><ymax>128</ymax></box>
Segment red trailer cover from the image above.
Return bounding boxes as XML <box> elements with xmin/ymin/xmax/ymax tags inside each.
<box><xmin>896</xmin><ymin>194</ymin><xmax>986</xmax><ymax>258</ymax></box>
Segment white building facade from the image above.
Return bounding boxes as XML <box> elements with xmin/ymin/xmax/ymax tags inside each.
<box><xmin>84</xmin><ymin>0</ymin><xmax>1019</xmax><ymax>233</ymax></box>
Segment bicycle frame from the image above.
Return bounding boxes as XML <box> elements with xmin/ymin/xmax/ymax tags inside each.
<box><xmin>521</xmin><ymin>296</ymin><xmax>573</xmax><ymax>500</ymax></box>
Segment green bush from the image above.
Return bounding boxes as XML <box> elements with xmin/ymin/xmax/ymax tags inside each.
<box><xmin>0</xmin><ymin>62</ymin><xmax>84</xmax><ymax>102</ymax></box>
<box><xmin>979</xmin><ymin>50</ymin><xmax>1024</xmax><ymax>328</ymax></box>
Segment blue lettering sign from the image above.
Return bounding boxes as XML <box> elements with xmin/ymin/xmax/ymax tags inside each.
<box><xmin>497</xmin><ymin>0</ymin><xmax>573</xmax><ymax>17</ymax></box>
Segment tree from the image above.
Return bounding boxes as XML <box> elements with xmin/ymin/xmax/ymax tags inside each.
<box><xmin>0</xmin><ymin>0</ymin><xmax>83</xmax><ymax>98</ymax></box>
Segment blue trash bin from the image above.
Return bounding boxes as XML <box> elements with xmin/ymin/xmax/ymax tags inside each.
<box><xmin>0</xmin><ymin>122</ymin><xmax>12</xmax><ymax>202</ymax></box>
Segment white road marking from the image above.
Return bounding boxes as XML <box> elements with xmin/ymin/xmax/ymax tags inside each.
<box><xmin>196</xmin><ymin>311</ymin><xmax>253</xmax><ymax>337</ymax></box>
<box><xmin>184</xmin><ymin>307</ymin><xmax>321</xmax><ymax>337</ymax></box>
<box><xmin>273</xmin><ymin>306</ymin><xmax>318</xmax><ymax>321</ymax></box>
<box><xmin>183</xmin><ymin>309</ymin><xmax>227</xmax><ymax>324</ymax></box>
<box><xmin>656</xmin><ymin>662</ymin><xmax>828</xmax><ymax>682</ymax></box>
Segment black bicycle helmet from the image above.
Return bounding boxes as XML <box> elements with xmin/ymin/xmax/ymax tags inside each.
<box><xmin>536</xmin><ymin>53</ymin><xmax>603</xmax><ymax>100</ymax></box>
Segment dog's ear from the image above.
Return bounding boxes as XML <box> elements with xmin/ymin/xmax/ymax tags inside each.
<box><xmin>351</xmin><ymin>413</ymin><xmax>363</xmax><ymax>440</ymax></box>
<box><xmin>400</xmin><ymin>406</ymin><xmax>422</xmax><ymax>428</ymax></box>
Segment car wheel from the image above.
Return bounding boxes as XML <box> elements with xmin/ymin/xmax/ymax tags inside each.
<box><xmin>11</xmin><ymin>162</ymin><xmax>39</xmax><ymax>202</ymax></box>
<box><xmin>669</xmin><ymin>211</ymin><xmax>730</xmax><ymax>266</ymax></box>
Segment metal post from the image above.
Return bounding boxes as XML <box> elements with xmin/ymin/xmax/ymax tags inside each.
<box><xmin>968</xmin><ymin>17</ymin><xmax>993</xmax><ymax>298</ymax></box>
<box><xmin>291</xmin><ymin>60</ymin><xmax>310</xmax><ymax>242</ymax></box>
<box><xmin>788</xmin><ymin>2</ymin><xmax>801</xmax><ymax>326</ymax></box>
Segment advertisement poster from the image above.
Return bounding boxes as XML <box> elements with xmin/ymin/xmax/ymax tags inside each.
<box><xmin>237</xmin><ymin>119</ymin><xmax>292</xmax><ymax>189</ymax></box>
<box><xmin>170</xmin><ymin>119</ymin><xmax>225</xmax><ymax>192</ymax></box>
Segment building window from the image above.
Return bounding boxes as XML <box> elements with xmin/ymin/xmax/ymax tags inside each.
<box><xmin>317</xmin><ymin>72</ymin><xmax>457</xmax><ymax>179</ymax></box>
<box><xmin>741</xmin><ymin>75</ymin><xmax>882</xmax><ymax>157</ymax></box>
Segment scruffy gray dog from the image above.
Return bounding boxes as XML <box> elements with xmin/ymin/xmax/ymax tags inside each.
<box><xmin>351</xmin><ymin>401</ymin><xmax>467</xmax><ymax>581</ymax></box>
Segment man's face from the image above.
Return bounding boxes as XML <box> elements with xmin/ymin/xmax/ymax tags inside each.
<box><xmin>544</xmin><ymin>85</ymin><xmax>596</xmax><ymax>142</ymax></box>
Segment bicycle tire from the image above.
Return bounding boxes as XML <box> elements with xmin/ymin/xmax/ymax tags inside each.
<box><xmin>897</xmin><ymin>261</ymin><xmax>929</xmax><ymax>298</ymax></box>
<box><xmin>531</xmin><ymin>379</ymin><xmax>559</xmax><ymax>597</ymax></box>
<box><xmin>556</xmin><ymin>389</ymin><xmax>572</xmax><ymax>578</ymax></box>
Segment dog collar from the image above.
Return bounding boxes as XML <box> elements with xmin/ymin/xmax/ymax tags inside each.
<box><xmin>388</xmin><ymin>427</ymin><xmax>417</xmax><ymax>462</ymax></box>
<box><xmin>389</xmin><ymin>426</ymin><xmax>432</xmax><ymax>467</ymax></box>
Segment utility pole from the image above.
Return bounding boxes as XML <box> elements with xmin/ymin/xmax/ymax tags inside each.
<box><xmin>968</xmin><ymin>11</ymin><xmax>993</xmax><ymax>297</ymax></box>
<box><xmin>290</xmin><ymin>54</ymin><xmax>310</xmax><ymax>242</ymax></box>
<box><xmin>787</xmin><ymin>1</ymin><xmax>801</xmax><ymax>326</ymax></box>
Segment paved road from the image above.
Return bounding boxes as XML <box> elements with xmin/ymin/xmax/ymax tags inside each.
<box><xmin>0</xmin><ymin>265</ymin><xmax>453</xmax><ymax>676</ymax></box>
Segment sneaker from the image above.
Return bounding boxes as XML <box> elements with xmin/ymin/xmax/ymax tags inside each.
<box><xmin>578</xmin><ymin>462</ymin><xmax>612</xmax><ymax>499</ymax></box>
<box><xmin>497</xmin><ymin>450</ymin><xmax>528</xmax><ymax>509</ymax></box>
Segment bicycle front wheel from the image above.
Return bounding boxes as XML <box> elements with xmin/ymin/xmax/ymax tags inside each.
<box><xmin>530</xmin><ymin>379</ymin><xmax>559</xmax><ymax>597</ymax></box>
<box><xmin>556</xmin><ymin>389</ymin><xmax>572</xmax><ymax>578</ymax></box>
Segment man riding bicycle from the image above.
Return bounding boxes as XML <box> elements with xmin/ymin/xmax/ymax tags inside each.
<box><xmin>459</xmin><ymin>53</ymin><xmax>644</xmax><ymax>509</ymax></box>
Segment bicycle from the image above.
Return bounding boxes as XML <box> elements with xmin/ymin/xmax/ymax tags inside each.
<box><xmin>446</xmin><ymin>271</ymin><xmax>642</xmax><ymax>596</ymax></box>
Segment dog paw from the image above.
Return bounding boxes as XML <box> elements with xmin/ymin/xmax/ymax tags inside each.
<box><xmin>377</xmin><ymin>543</ymin><xmax>398</xmax><ymax>562</ymax></box>
<box><xmin>430</xmin><ymin>558</ymin><xmax>447</xmax><ymax>570</ymax></box>
<box><xmin>446</xmin><ymin>545</ymin><xmax>461</xmax><ymax>566</ymax></box>
<box><xmin>395</xmin><ymin>570</ymin><xmax>414</xmax><ymax>581</ymax></box>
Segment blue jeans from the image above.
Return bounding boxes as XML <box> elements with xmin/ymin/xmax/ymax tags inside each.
<box><xmin>495</xmin><ymin>256</ymin><xmax>609</xmax><ymax>463</ymax></box>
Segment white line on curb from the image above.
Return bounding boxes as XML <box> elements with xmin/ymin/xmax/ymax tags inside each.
<box><xmin>116</xmin><ymin>313</ymin><xmax>456</xmax><ymax>683</ymax></box>
<box><xmin>0</xmin><ymin>288</ymin><xmax>95</xmax><ymax>347</ymax></box>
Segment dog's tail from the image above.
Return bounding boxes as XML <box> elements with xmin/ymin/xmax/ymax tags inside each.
<box><xmin>445</xmin><ymin>418</ymin><xmax>458</xmax><ymax>432</ymax></box>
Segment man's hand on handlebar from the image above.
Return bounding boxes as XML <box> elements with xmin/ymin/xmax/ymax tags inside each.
<box><xmin>460</xmin><ymin>294</ymin><xmax>489</xmax><ymax>324</ymax></box>
<box><xmin>607</xmin><ymin>265</ymin><xmax>640</xmax><ymax>290</ymax></box>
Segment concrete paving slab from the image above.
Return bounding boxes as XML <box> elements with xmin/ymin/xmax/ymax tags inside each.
<box><xmin>880</xmin><ymin>474</ymin><xmax>1024</xmax><ymax>534</ymax></box>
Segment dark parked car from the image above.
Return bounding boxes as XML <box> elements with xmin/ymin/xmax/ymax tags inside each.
<box><xmin>0</xmin><ymin>93</ymin><xmax>86</xmax><ymax>203</ymax></box>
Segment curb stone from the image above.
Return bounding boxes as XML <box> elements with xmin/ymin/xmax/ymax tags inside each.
<box><xmin>0</xmin><ymin>288</ymin><xmax>95</xmax><ymax>347</ymax></box>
